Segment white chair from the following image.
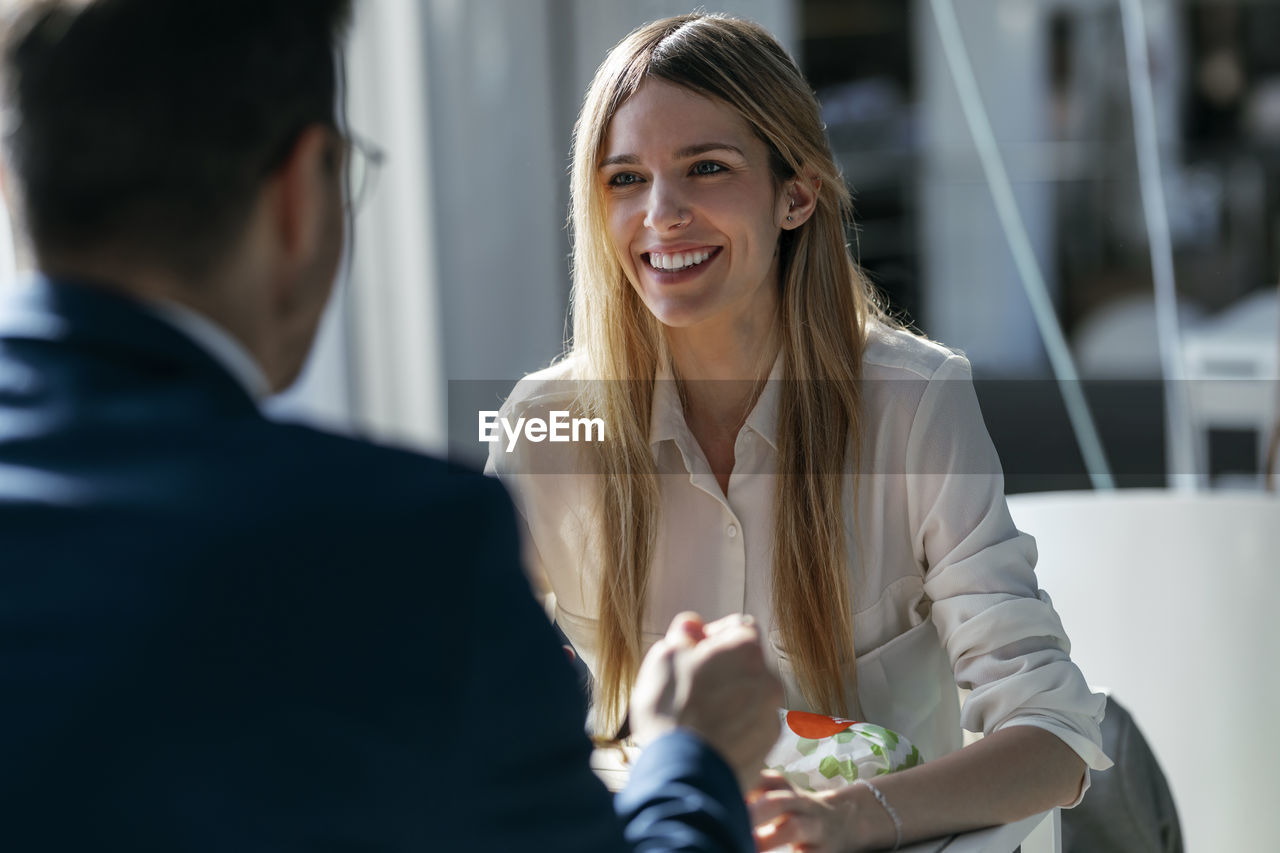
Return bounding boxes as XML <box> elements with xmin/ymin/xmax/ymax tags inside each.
<box><xmin>1008</xmin><ymin>490</ymin><xmax>1280</xmax><ymax>852</ymax></box>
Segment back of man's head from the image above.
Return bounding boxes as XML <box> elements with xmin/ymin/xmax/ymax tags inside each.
<box><xmin>0</xmin><ymin>0</ymin><xmax>353</xmax><ymax>280</ymax></box>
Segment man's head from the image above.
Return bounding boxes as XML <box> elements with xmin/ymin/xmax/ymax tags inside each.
<box><xmin>0</xmin><ymin>0</ymin><xmax>354</xmax><ymax>390</ymax></box>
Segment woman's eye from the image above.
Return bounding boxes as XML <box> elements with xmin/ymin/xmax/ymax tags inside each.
<box><xmin>691</xmin><ymin>161</ymin><xmax>726</xmax><ymax>176</ymax></box>
<box><xmin>608</xmin><ymin>172</ymin><xmax>642</xmax><ymax>187</ymax></box>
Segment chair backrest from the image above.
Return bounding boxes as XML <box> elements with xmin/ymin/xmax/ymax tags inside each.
<box><xmin>1007</xmin><ymin>490</ymin><xmax>1280</xmax><ymax>853</ymax></box>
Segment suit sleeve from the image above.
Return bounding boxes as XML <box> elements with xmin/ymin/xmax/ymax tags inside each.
<box><xmin>455</xmin><ymin>475</ymin><xmax>753</xmax><ymax>852</ymax></box>
<box><xmin>616</xmin><ymin>730</ymin><xmax>754</xmax><ymax>852</ymax></box>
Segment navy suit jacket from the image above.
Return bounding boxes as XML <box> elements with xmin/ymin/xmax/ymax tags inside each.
<box><xmin>0</xmin><ymin>277</ymin><xmax>752</xmax><ymax>852</ymax></box>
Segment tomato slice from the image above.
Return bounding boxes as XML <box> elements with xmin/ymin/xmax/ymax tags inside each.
<box><xmin>785</xmin><ymin>710</ymin><xmax>861</xmax><ymax>739</ymax></box>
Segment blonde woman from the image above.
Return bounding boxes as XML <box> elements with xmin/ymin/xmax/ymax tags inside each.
<box><xmin>489</xmin><ymin>13</ymin><xmax>1111</xmax><ymax>851</ymax></box>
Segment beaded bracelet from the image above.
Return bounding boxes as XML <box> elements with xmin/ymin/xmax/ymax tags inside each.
<box><xmin>854</xmin><ymin>778</ymin><xmax>902</xmax><ymax>851</ymax></box>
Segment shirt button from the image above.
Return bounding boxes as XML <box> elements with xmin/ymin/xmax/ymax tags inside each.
<box><xmin>727</xmin><ymin>524</ymin><xmax>738</xmax><ymax>538</ymax></box>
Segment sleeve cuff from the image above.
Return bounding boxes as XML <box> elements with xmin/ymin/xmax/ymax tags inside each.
<box><xmin>616</xmin><ymin>729</ymin><xmax>754</xmax><ymax>851</ymax></box>
<box><xmin>995</xmin><ymin>717</ymin><xmax>1114</xmax><ymax>808</ymax></box>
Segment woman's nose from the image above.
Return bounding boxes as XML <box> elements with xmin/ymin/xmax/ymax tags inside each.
<box><xmin>643</xmin><ymin>179</ymin><xmax>690</xmax><ymax>231</ymax></box>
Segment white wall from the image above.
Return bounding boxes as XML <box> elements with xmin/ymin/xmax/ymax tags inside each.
<box><xmin>914</xmin><ymin>0</ymin><xmax>1057</xmax><ymax>374</ymax></box>
<box><xmin>270</xmin><ymin>0</ymin><xmax>445</xmax><ymax>449</ymax></box>
<box><xmin>570</xmin><ymin>0</ymin><xmax>797</xmax><ymax>98</ymax></box>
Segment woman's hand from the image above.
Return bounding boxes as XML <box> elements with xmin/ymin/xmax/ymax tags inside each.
<box><xmin>748</xmin><ymin>771</ymin><xmax>866</xmax><ymax>852</ymax></box>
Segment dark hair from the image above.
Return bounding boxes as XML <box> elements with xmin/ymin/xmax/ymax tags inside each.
<box><xmin>0</xmin><ymin>0</ymin><xmax>353</xmax><ymax>278</ymax></box>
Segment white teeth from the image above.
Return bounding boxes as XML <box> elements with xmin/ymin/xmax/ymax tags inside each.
<box><xmin>648</xmin><ymin>249</ymin><xmax>712</xmax><ymax>271</ymax></box>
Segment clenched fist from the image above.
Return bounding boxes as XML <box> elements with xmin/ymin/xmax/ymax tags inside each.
<box><xmin>630</xmin><ymin>612</ymin><xmax>783</xmax><ymax>790</ymax></box>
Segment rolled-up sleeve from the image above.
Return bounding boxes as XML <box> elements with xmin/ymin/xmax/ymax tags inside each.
<box><xmin>905</xmin><ymin>354</ymin><xmax>1112</xmax><ymax>803</ymax></box>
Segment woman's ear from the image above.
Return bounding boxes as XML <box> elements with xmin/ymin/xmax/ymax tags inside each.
<box><xmin>779</xmin><ymin>170</ymin><xmax>820</xmax><ymax>230</ymax></box>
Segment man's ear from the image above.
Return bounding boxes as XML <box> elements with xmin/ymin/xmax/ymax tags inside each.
<box><xmin>779</xmin><ymin>170</ymin><xmax>820</xmax><ymax>230</ymax></box>
<box><xmin>265</xmin><ymin>124</ymin><xmax>341</xmax><ymax>293</ymax></box>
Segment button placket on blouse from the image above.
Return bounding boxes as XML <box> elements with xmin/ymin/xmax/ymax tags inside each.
<box><xmin>721</xmin><ymin>440</ymin><xmax>748</xmax><ymax>605</ymax></box>
<box><xmin>723</xmin><ymin>429</ymin><xmax>756</xmax><ymax>541</ymax></box>
<box><xmin>662</xmin><ymin>406</ymin><xmax>751</xmax><ymax>616</ymax></box>
<box><xmin>718</xmin><ymin>500</ymin><xmax>747</xmax><ymax>613</ymax></box>
<box><xmin>725</xmin><ymin>425</ymin><xmax>759</xmax><ymax>498</ymax></box>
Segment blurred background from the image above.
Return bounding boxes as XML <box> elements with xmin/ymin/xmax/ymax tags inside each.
<box><xmin>5</xmin><ymin>0</ymin><xmax>1274</xmax><ymax>491</ymax></box>
<box><xmin>284</xmin><ymin>0</ymin><xmax>1277</xmax><ymax>496</ymax></box>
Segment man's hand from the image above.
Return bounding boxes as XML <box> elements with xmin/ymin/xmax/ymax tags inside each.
<box><xmin>630</xmin><ymin>611</ymin><xmax>783</xmax><ymax>790</ymax></box>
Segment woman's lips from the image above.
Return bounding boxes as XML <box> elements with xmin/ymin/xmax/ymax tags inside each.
<box><xmin>641</xmin><ymin>246</ymin><xmax>722</xmax><ymax>282</ymax></box>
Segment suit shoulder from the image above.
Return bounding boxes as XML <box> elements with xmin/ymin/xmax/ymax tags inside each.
<box><xmin>261</xmin><ymin>422</ymin><xmax>511</xmax><ymax>513</ymax></box>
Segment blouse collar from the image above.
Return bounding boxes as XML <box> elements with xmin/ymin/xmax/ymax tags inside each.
<box><xmin>649</xmin><ymin>350</ymin><xmax>784</xmax><ymax>452</ymax></box>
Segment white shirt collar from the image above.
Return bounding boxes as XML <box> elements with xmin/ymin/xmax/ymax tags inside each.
<box><xmin>649</xmin><ymin>350</ymin><xmax>784</xmax><ymax>452</ymax></box>
<box><xmin>145</xmin><ymin>299</ymin><xmax>272</xmax><ymax>402</ymax></box>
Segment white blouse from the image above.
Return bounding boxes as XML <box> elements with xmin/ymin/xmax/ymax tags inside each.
<box><xmin>487</xmin><ymin>323</ymin><xmax>1112</xmax><ymax>793</ymax></box>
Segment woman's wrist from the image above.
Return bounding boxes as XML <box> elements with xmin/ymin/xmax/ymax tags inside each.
<box><xmin>855</xmin><ymin>778</ymin><xmax>904</xmax><ymax>850</ymax></box>
<box><xmin>824</xmin><ymin>780</ymin><xmax>901</xmax><ymax>852</ymax></box>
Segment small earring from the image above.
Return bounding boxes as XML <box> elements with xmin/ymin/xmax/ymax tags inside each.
<box><xmin>786</xmin><ymin>215</ymin><xmax>794</xmax><ymax>222</ymax></box>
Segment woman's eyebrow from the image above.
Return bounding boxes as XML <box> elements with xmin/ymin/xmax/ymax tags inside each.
<box><xmin>599</xmin><ymin>153</ymin><xmax>640</xmax><ymax>169</ymax></box>
<box><xmin>674</xmin><ymin>142</ymin><xmax>745</xmax><ymax>159</ymax></box>
<box><xmin>598</xmin><ymin>142</ymin><xmax>746</xmax><ymax>170</ymax></box>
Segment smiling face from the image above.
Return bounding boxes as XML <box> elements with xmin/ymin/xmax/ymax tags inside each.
<box><xmin>599</xmin><ymin>79</ymin><xmax>797</xmax><ymax>338</ymax></box>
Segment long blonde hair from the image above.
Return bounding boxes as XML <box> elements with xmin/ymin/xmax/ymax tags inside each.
<box><xmin>568</xmin><ymin>13</ymin><xmax>886</xmax><ymax>732</ymax></box>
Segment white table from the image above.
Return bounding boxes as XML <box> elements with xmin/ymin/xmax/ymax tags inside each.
<box><xmin>899</xmin><ymin>809</ymin><xmax>1059</xmax><ymax>852</ymax></box>
<box><xmin>592</xmin><ymin>746</ymin><xmax>1061</xmax><ymax>852</ymax></box>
